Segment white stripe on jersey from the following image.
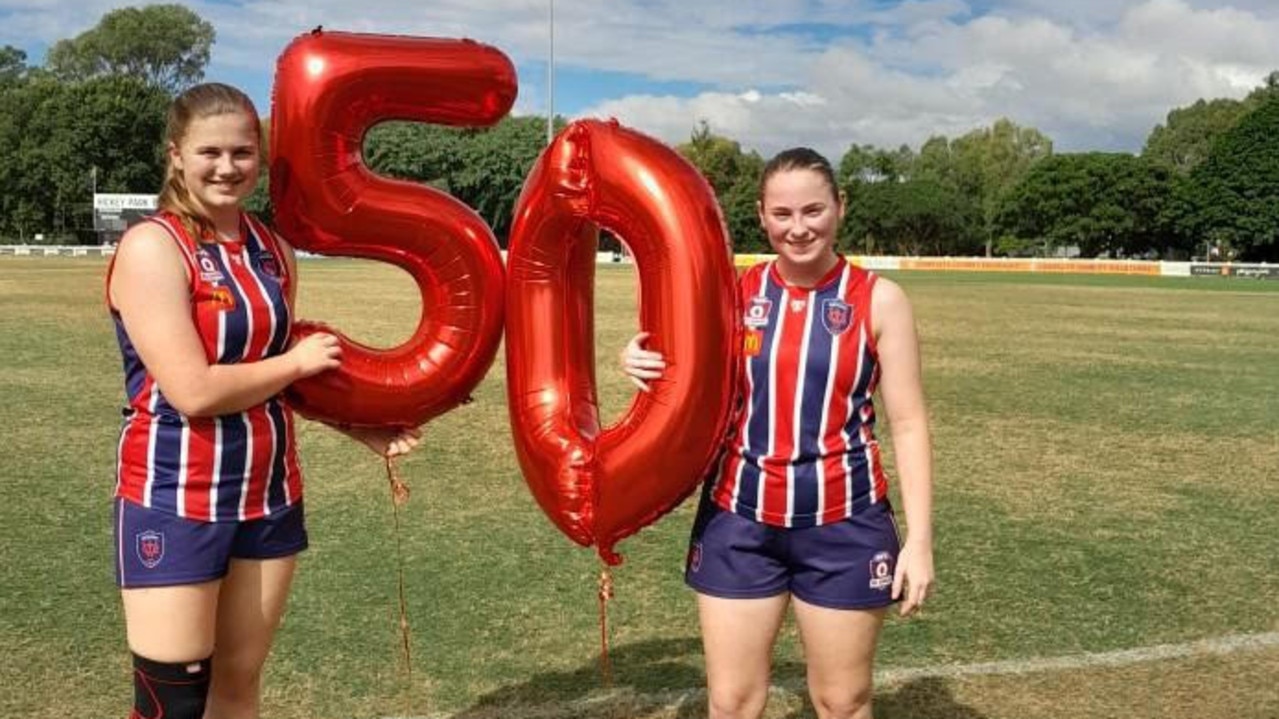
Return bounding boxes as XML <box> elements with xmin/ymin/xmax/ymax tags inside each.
<box><xmin>815</xmin><ymin>265</ymin><xmax>852</xmax><ymax>521</ymax></box>
<box><xmin>843</xmin><ymin>322</ymin><xmax>869</xmax><ymax>516</ymax></box>
<box><xmin>281</xmin><ymin>406</ymin><xmax>296</xmax><ymax>506</ymax></box>
<box><xmin>238</xmin><ymin>419</ymin><xmax>252</xmax><ymax>522</ymax></box>
<box><xmin>175</xmin><ymin>417</ymin><xmax>190</xmax><ymax>517</ymax></box>
<box><xmin>243</xmin><ymin>224</ymin><xmax>280</xmax><ymax>353</ymax></box>
<box><xmin>760</xmin><ymin>269</ymin><xmax>787</xmax><ymax>523</ymax></box>
<box><xmin>787</xmin><ymin>288</ymin><xmax>817</xmax><ymax>528</ymax></box>
<box><xmin>860</xmin><ymin>403</ymin><xmax>878</xmax><ymax>504</ymax></box>
<box><xmin>218</xmin><ymin>244</ymin><xmax>256</xmax><ymax>363</ymax></box>
<box><xmin>144</xmin><ymin>382</ymin><xmax>160</xmax><ymax>507</ymax></box>
<box><xmin>210</xmin><ymin>417</ymin><xmax>222</xmax><ymax>521</ymax></box>
<box><xmin>262</xmin><ymin>407</ymin><xmax>278</xmax><ymax>517</ymax></box>
<box><xmin>730</xmin><ymin>266</ymin><xmax>771</xmax><ymax>514</ymax></box>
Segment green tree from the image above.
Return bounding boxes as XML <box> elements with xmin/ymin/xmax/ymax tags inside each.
<box><xmin>0</xmin><ymin>74</ymin><xmax>168</xmax><ymax>242</ymax></box>
<box><xmin>997</xmin><ymin>153</ymin><xmax>1176</xmax><ymax>258</ymax></box>
<box><xmin>1183</xmin><ymin>95</ymin><xmax>1279</xmax><ymax>261</ymax></box>
<box><xmin>0</xmin><ymin>45</ymin><xmax>29</xmax><ymax>86</ymax></box>
<box><xmin>1143</xmin><ymin>71</ymin><xmax>1279</xmax><ymax>176</ymax></box>
<box><xmin>677</xmin><ymin>122</ymin><xmax>766</xmax><ymax>252</ymax></box>
<box><xmin>847</xmin><ymin>179</ymin><xmax>980</xmax><ymax>256</ymax></box>
<box><xmin>45</xmin><ymin>4</ymin><xmax>214</xmax><ymax>93</ymax></box>
<box><xmin>949</xmin><ymin>118</ymin><xmax>1053</xmax><ymax>256</ymax></box>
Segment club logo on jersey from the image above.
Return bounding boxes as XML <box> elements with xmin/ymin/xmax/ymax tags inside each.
<box><xmin>258</xmin><ymin>255</ymin><xmax>281</xmax><ymax>279</ymax></box>
<box><xmin>743</xmin><ymin>330</ymin><xmax>763</xmax><ymax>357</ymax></box>
<box><xmin>207</xmin><ymin>286</ymin><xmax>236</xmax><ymax>311</ymax></box>
<box><xmin>868</xmin><ymin>551</ymin><xmax>893</xmax><ymax>591</ymax></box>
<box><xmin>136</xmin><ymin>530</ymin><xmax>165</xmax><ymax>569</ymax></box>
<box><xmin>688</xmin><ymin>542</ymin><xmax>703</xmax><ymax>573</ymax></box>
<box><xmin>196</xmin><ymin>250</ymin><xmax>224</xmax><ymax>283</ymax></box>
<box><xmin>744</xmin><ymin>297</ymin><xmax>772</xmax><ymax>328</ymax></box>
<box><xmin>822</xmin><ymin>299</ymin><xmax>852</xmax><ymax>335</ymax></box>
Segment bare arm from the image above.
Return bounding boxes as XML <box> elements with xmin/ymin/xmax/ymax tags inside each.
<box><xmin>871</xmin><ymin>277</ymin><xmax>935</xmax><ymax>615</ymax></box>
<box><xmin>109</xmin><ymin>224</ymin><xmax>341</xmax><ymax>418</ymax></box>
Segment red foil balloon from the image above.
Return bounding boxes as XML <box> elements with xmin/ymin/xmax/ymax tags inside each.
<box><xmin>505</xmin><ymin>119</ymin><xmax>739</xmax><ymax>564</ymax></box>
<box><xmin>270</xmin><ymin>30</ymin><xmax>516</xmax><ymax>427</ymax></box>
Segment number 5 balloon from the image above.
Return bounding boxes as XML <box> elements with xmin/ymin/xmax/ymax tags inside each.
<box><xmin>270</xmin><ymin>30</ymin><xmax>516</xmax><ymax>428</ymax></box>
<box><xmin>505</xmin><ymin>119</ymin><xmax>740</xmax><ymax>565</ymax></box>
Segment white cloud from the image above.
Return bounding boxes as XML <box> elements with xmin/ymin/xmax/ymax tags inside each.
<box><xmin>4</xmin><ymin>1</ymin><xmax>1279</xmax><ymax>159</ymax></box>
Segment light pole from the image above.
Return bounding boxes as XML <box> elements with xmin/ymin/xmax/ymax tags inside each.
<box><xmin>547</xmin><ymin>0</ymin><xmax>555</xmax><ymax>145</ymax></box>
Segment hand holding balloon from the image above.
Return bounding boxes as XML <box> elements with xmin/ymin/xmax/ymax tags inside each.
<box><xmin>620</xmin><ymin>331</ymin><xmax>665</xmax><ymax>393</ymax></box>
<box><xmin>286</xmin><ymin>332</ymin><xmax>343</xmax><ymax>379</ymax></box>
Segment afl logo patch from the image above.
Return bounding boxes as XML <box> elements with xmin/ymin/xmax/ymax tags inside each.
<box><xmin>136</xmin><ymin>530</ymin><xmax>165</xmax><ymax>569</ymax></box>
<box><xmin>822</xmin><ymin>298</ymin><xmax>852</xmax><ymax>335</ymax></box>
<box><xmin>868</xmin><ymin>551</ymin><xmax>893</xmax><ymax>591</ymax></box>
<box><xmin>744</xmin><ymin>297</ymin><xmax>772</xmax><ymax>328</ymax></box>
<box><xmin>207</xmin><ymin>286</ymin><xmax>236</xmax><ymax>311</ymax></box>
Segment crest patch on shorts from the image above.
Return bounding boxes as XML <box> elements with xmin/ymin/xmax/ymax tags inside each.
<box><xmin>136</xmin><ymin>530</ymin><xmax>165</xmax><ymax>569</ymax></box>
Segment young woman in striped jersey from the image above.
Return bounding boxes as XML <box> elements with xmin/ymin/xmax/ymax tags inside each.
<box><xmin>106</xmin><ymin>83</ymin><xmax>420</xmax><ymax>719</ymax></box>
<box><xmin>624</xmin><ymin>147</ymin><xmax>934</xmax><ymax>719</ymax></box>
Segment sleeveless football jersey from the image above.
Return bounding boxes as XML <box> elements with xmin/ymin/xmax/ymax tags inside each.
<box><xmin>710</xmin><ymin>258</ymin><xmax>888</xmax><ymax>528</ymax></box>
<box><xmin>108</xmin><ymin>211</ymin><xmax>302</xmax><ymax>522</ymax></box>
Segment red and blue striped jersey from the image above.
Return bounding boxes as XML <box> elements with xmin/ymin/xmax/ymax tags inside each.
<box><xmin>710</xmin><ymin>257</ymin><xmax>888</xmax><ymax>528</ymax></box>
<box><xmin>108</xmin><ymin>211</ymin><xmax>302</xmax><ymax>522</ymax></box>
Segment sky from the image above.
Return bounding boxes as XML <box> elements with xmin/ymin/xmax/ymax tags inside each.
<box><xmin>3</xmin><ymin>0</ymin><xmax>1279</xmax><ymax>161</ymax></box>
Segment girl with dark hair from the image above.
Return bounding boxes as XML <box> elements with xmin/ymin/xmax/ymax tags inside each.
<box><xmin>624</xmin><ymin>147</ymin><xmax>934</xmax><ymax>719</ymax></box>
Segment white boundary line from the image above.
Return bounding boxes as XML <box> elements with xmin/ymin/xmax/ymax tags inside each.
<box><xmin>386</xmin><ymin>631</ymin><xmax>1279</xmax><ymax>719</ymax></box>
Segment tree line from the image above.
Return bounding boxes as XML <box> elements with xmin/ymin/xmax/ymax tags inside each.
<box><xmin>2</xmin><ymin>4</ymin><xmax>1278</xmax><ymax>261</ymax></box>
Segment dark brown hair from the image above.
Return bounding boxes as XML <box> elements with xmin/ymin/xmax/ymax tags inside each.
<box><xmin>759</xmin><ymin>147</ymin><xmax>839</xmax><ymax>202</ymax></box>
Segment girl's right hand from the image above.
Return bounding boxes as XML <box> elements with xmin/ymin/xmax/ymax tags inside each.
<box><xmin>289</xmin><ymin>332</ymin><xmax>342</xmax><ymax>379</ymax></box>
<box><xmin>620</xmin><ymin>331</ymin><xmax>666</xmax><ymax>392</ymax></box>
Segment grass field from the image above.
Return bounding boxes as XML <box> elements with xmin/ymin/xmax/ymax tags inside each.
<box><xmin>1</xmin><ymin>257</ymin><xmax>1277</xmax><ymax>719</ymax></box>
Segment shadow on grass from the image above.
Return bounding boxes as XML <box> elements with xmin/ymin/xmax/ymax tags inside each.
<box><xmin>448</xmin><ymin>638</ymin><xmax>985</xmax><ymax>719</ymax></box>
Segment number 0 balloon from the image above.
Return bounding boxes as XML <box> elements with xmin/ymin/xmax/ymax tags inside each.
<box><xmin>505</xmin><ymin>119</ymin><xmax>740</xmax><ymax>564</ymax></box>
<box><xmin>270</xmin><ymin>30</ymin><xmax>516</xmax><ymax>428</ymax></box>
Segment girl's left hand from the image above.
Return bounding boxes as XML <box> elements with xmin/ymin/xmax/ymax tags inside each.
<box><xmin>343</xmin><ymin>425</ymin><xmax>423</xmax><ymax>458</ymax></box>
<box><xmin>892</xmin><ymin>539</ymin><xmax>935</xmax><ymax>617</ymax></box>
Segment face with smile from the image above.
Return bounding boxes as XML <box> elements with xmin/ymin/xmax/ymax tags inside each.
<box><xmin>758</xmin><ymin>167</ymin><xmax>845</xmax><ymax>286</ymax></box>
<box><xmin>169</xmin><ymin>111</ymin><xmax>260</xmax><ymax>226</ymax></box>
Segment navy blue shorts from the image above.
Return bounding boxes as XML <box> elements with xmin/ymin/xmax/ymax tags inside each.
<box><xmin>114</xmin><ymin>498</ymin><xmax>308</xmax><ymax>589</ymax></box>
<box><xmin>684</xmin><ymin>495</ymin><xmax>901</xmax><ymax>610</ymax></box>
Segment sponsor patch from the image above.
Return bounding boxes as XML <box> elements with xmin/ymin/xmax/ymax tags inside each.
<box><xmin>206</xmin><ymin>286</ymin><xmax>236</xmax><ymax>311</ymax></box>
<box><xmin>743</xmin><ymin>297</ymin><xmax>772</xmax><ymax>328</ymax></box>
<box><xmin>196</xmin><ymin>250</ymin><xmax>224</xmax><ymax>283</ymax></box>
<box><xmin>868</xmin><ymin>551</ymin><xmax>893</xmax><ymax>591</ymax></box>
<box><xmin>743</xmin><ymin>330</ymin><xmax>763</xmax><ymax>357</ymax></box>
<box><xmin>136</xmin><ymin>530</ymin><xmax>164</xmax><ymax>569</ymax></box>
<box><xmin>821</xmin><ymin>298</ymin><xmax>852</xmax><ymax>335</ymax></box>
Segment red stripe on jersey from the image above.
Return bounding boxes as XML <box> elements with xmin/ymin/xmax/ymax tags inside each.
<box><xmin>183</xmin><ymin>418</ymin><xmax>217</xmax><ymax>521</ymax></box>
<box><xmin>818</xmin><ymin>266</ymin><xmax>858</xmax><ymax>523</ymax></box>
<box><xmin>718</xmin><ymin>263</ymin><xmax>767</xmax><ymax>513</ymax></box>
<box><xmin>763</xmin><ymin>284</ymin><xmax>805</xmax><ymax>524</ymax></box>
<box><xmin>283</xmin><ymin>406</ymin><xmax>303</xmax><ymax>504</ymax></box>
<box><xmin>220</xmin><ymin>243</ymin><xmax>271</xmax><ymax>362</ymax></box>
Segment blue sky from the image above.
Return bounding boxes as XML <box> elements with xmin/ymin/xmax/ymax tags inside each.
<box><xmin>4</xmin><ymin>0</ymin><xmax>1279</xmax><ymax>160</ymax></box>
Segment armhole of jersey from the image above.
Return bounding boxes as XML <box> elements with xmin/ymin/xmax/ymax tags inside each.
<box><xmin>245</xmin><ymin>214</ymin><xmax>291</xmax><ymax>291</ymax></box>
<box><xmin>862</xmin><ymin>270</ymin><xmax>880</xmax><ymax>360</ymax></box>
<box><xmin>105</xmin><ymin>214</ymin><xmax>197</xmax><ymax>312</ymax></box>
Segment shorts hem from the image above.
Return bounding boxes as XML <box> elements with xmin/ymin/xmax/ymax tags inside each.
<box><xmin>686</xmin><ymin>576</ymin><xmax>789</xmax><ymax>600</ymax></box>
<box><xmin>118</xmin><ymin>571</ymin><xmax>226</xmax><ymax>590</ymax></box>
<box><xmin>791</xmin><ymin>591</ymin><xmax>898</xmax><ymax>611</ymax></box>
<box><xmin>230</xmin><ymin>541</ymin><xmax>308</xmax><ymax>561</ymax></box>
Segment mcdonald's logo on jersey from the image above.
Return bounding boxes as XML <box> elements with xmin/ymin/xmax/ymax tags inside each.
<box><xmin>743</xmin><ymin>330</ymin><xmax>763</xmax><ymax>357</ymax></box>
<box><xmin>207</xmin><ymin>286</ymin><xmax>236</xmax><ymax>311</ymax></box>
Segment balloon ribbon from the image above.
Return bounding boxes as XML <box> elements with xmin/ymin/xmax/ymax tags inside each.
<box><xmin>385</xmin><ymin>456</ymin><xmax>413</xmax><ymax>678</ymax></box>
<box><xmin>598</xmin><ymin>565</ymin><xmax>615</xmax><ymax>686</ymax></box>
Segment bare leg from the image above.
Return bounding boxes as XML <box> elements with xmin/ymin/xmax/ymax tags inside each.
<box><xmin>203</xmin><ymin>556</ymin><xmax>297</xmax><ymax>719</ymax></box>
<box><xmin>792</xmin><ymin>597</ymin><xmax>886</xmax><ymax>719</ymax></box>
<box><xmin>698</xmin><ymin>592</ymin><xmax>789</xmax><ymax>719</ymax></box>
<box><xmin>121</xmin><ymin>581</ymin><xmax>220</xmax><ymax>661</ymax></box>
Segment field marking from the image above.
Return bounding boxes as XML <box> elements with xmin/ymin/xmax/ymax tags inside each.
<box><xmin>386</xmin><ymin>631</ymin><xmax>1279</xmax><ymax>719</ymax></box>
